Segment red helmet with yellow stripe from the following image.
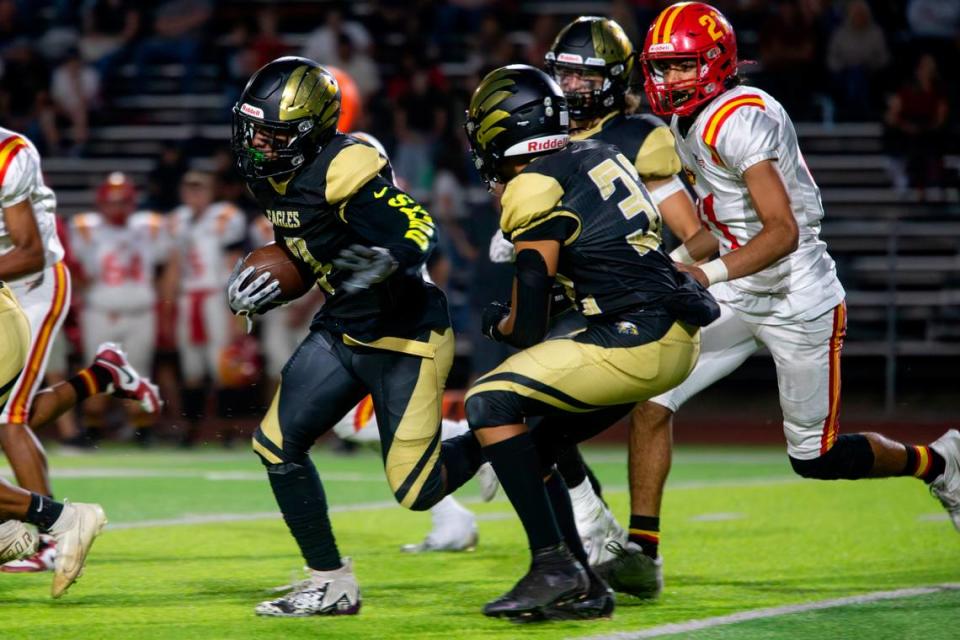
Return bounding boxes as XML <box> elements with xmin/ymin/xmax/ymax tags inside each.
<box><xmin>640</xmin><ymin>2</ymin><xmax>737</xmax><ymax>117</ymax></box>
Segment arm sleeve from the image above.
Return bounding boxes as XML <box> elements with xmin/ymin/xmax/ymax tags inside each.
<box><xmin>340</xmin><ymin>176</ymin><xmax>437</xmax><ymax>270</ymax></box>
<box><xmin>714</xmin><ymin>106</ymin><xmax>780</xmax><ymax>174</ymax></box>
<box><xmin>0</xmin><ymin>148</ymin><xmax>37</xmax><ymax>208</ymax></box>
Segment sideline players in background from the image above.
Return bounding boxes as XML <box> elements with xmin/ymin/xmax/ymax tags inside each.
<box><xmin>462</xmin><ymin>64</ymin><xmax>718</xmax><ymax>621</ymax></box>
<box><xmin>69</xmin><ymin>172</ymin><xmax>170</xmax><ymax>445</ymax></box>
<box><xmin>617</xmin><ymin>0</ymin><xmax>960</xmax><ymax>597</ymax></box>
<box><xmin>163</xmin><ymin>170</ymin><xmax>246</xmax><ymax>446</ymax></box>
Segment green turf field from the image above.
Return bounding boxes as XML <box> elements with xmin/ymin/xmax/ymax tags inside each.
<box><xmin>2</xmin><ymin>445</ymin><xmax>958</xmax><ymax>639</ymax></box>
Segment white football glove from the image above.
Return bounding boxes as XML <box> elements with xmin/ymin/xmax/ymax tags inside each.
<box><xmin>333</xmin><ymin>244</ymin><xmax>398</xmax><ymax>294</ymax></box>
<box><xmin>226</xmin><ymin>259</ymin><xmax>281</xmax><ymax>316</ymax></box>
<box><xmin>488</xmin><ymin>229</ymin><xmax>515</xmax><ymax>264</ymax></box>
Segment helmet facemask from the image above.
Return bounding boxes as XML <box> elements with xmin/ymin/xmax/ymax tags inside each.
<box><xmin>643</xmin><ymin>46</ymin><xmax>733</xmax><ymax>117</ymax></box>
<box><xmin>231</xmin><ymin>108</ymin><xmax>317</xmax><ymax>179</ymax></box>
<box><xmin>547</xmin><ymin>63</ymin><xmax>615</xmax><ymax>122</ymax></box>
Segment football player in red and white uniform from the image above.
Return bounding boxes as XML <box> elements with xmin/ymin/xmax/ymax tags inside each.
<box><xmin>605</xmin><ymin>1</ymin><xmax>960</xmax><ymax>595</ymax></box>
<box><xmin>69</xmin><ymin>172</ymin><xmax>170</xmax><ymax>442</ymax></box>
<box><xmin>0</xmin><ymin>126</ymin><xmax>73</xmax><ymax>570</ymax></box>
<box><xmin>164</xmin><ymin>171</ymin><xmax>247</xmax><ymax>445</ymax></box>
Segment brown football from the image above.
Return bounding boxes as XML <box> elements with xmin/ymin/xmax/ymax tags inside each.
<box><xmin>241</xmin><ymin>242</ymin><xmax>313</xmax><ymax>302</ymax></box>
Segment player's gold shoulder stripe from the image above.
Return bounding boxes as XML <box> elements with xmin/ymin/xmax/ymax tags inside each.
<box><xmin>325</xmin><ymin>143</ymin><xmax>387</xmax><ymax>205</ymax></box>
<box><xmin>500</xmin><ymin>172</ymin><xmax>564</xmax><ymax>238</ymax></box>
<box><xmin>0</xmin><ymin>136</ymin><xmax>27</xmax><ymax>185</ymax></box>
<box><xmin>635</xmin><ymin>126</ymin><xmax>681</xmax><ymax>180</ymax></box>
<box><xmin>702</xmin><ymin>95</ymin><xmax>765</xmax><ymax>147</ymax></box>
<box><xmin>570</xmin><ymin>112</ymin><xmax>618</xmax><ymax>141</ymax></box>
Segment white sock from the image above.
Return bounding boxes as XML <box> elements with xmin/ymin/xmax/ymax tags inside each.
<box><xmin>429</xmin><ymin>495</ymin><xmax>465</xmax><ymax>517</ymax></box>
<box><xmin>568</xmin><ymin>478</ymin><xmax>601</xmax><ymax>507</ymax></box>
<box><xmin>440</xmin><ymin>418</ymin><xmax>469</xmax><ymax>440</ymax></box>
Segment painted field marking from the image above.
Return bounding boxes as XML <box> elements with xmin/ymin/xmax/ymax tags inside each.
<box><xmin>99</xmin><ymin>477</ymin><xmax>802</xmax><ymax>529</ymax></box>
<box><xmin>573</xmin><ymin>583</ymin><xmax>960</xmax><ymax>640</ymax></box>
<box><xmin>689</xmin><ymin>512</ymin><xmax>743</xmax><ymax>522</ymax></box>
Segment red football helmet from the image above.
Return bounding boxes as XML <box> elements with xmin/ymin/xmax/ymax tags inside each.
<box><xmin>96</xmin><ymin>171</ymin><xmax>137</xmax><ymax>225</ymax></box>
<box><xmin>640</xmin><ymin>2</ymin><xmax>738</xmax><ymax>117</ymax></box>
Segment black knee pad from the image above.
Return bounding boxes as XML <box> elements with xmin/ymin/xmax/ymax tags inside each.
<box><xmin>789</xmin><ymin>434</ymin><xmax>875</xmax><ymax>480</ymax></box>
<box><xmin>465</xmin><ymin>390</ymin><xmax>523</xmax><ymax>429</ymax></box>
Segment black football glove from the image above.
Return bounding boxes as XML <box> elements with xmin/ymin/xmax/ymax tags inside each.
<box><xmin>332</xmin><ymin>244</ymin><xmax>399</xmax><ymax>294</ymax></box>
<box><xmin>481</xmin><ymin>301</ymin><xmax>511</xmax><ymax>342</ymax></box>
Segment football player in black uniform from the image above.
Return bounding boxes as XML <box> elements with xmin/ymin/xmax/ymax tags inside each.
<box><xmin>463</xmin><ymin>64</ymin><xmax>718</xmax><ymax>621</ymax></box>
<box><xmin>228</xmin><ymin>57</ymin><xmax>483</xmax><ymax>617</ymax></box>
<box><xmin>542</xmin><ymin>15</ymin><xmax>708</xmax><ymax>597</ymax></box>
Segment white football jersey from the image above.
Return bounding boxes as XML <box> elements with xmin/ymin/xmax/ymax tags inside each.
<box><xmin>169</xmin><ymin>201</ymin><xmax>246</xmax><ymax>293</ymax></box>
<box><xmin>672</xmin><ymin>86</ymin><xmax>844</xmax><ymax>323</ymax></box>
<box><xmin>0</xmin><ymin>128</ymin><xmax>64</xmax><ymax>277</ymax></box>
<box><xmin>70</xmin><ymin>210</ymin><xmax>169</xmax><ymax>311</ymax></box>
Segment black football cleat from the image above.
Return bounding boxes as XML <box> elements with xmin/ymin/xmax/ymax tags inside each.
<box><xmin>482</xmin><ymin>543</ymin><xmax>589</xmax><ymax>622</ymax></box>
<box><xmin>549</xmin><ymin>568</ymin><xmax>615</xmax><ymax>620</ymax></box>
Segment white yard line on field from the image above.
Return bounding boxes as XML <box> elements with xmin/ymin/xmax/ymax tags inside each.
<box><xmin>572</xmin><ymin>583</ymin><xmax>960</xmax><ymax>640</ymax></box>
<box><xmin>100</xmin><ymin>476</ymin><xmax>801</xmax><ymax>530</ymax></box>
<box><xmin>0</xmin><ymin>467</ymin><xmax>385</xmax><ymax>482</ymax></box>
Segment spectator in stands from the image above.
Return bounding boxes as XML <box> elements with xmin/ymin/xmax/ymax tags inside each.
<box><xmin>333</xmin><ymin>33</ymin><xmax>380</xmax><ymax>100</ymax></box>
<box><xmin>133</xmin><ymin>0</ymin><xmax>212</xmax><ymax>94</ymax></box>
<box><xmin>392</xmin><ymin>55</ymin><xmax>449</xmax><ymax>199</ymax></box>
<box><xmin>247</xmin><ymin>8</ymin><xmax>289</xmax><ymax>70</ymax></box>
<box><xmin>79</xmin><ymin>0</ymin><xmax>141</xmax><ymax>81</ymax></box>
<box><xmin>0</xmin><ymin>40</ymin><xmax>58</xmax><ymax>153</ymax></box>
<box><xmin>145</xmin><ymin>141</ymin><xmax>188</xmax><ymax>211</ymax></box>
<box><xmin>759</xmin><ymin>0</ymin><xmax>820</xmax><ymax>119</ymax></box>
<box><xmin>826</xmin><ymin>0</ymin><xmax>890</xmax><ymax>119</ymax></box>
<box><xmin>884</xmin><ymin>54</ymin><xmax>950</xmax><ymax>196</ymax></box>
<box><xmin>524</xmin><ymin>15</ymin><xmax>559</xmax><ymax>68</ymax></box>
<box><xmin>50</xmin><ymin>47</ymin><xmax>100</xmax><ymax>155</ymax></box>
<box><xmin>302</xmin><ymin>6</ymin><xmax>372</xmax><ymax>64</ymax></box>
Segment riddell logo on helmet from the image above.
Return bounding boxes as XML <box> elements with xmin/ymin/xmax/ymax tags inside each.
<box><xmin>557</xmin><ymin>53</ymin><xmax>583</xmax><ymax>64</ymax></box>
<box><xmin>240</xmin><ymin>103</ymin><xmax>264</xmax><ymax>119</ymax></box>
<box><xmin>504</xmin><ymin>135</ymin><xmax>569</xmax><ymax>156</ymax></box>
<box><xmin>647</xmin><ymin>43</ymin><xmax>675</xmax><ymax>53</ymax></box>
<box><xmin>527</xmin><ymin>136</ymin><xmax>566</xmax><ymax>152</ymax></box>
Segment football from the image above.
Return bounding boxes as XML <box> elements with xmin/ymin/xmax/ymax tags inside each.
<box><xmin>241</xmin><ymin>242</ymin><xmax>314</xmax><ymax>302</ymax></box>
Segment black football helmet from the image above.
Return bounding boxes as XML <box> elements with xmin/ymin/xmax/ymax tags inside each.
<box><xmin>544</xmin><ymin>17</ymin><xmax>635</xmax><ymax>121</ymax></box>
<box><xmin>231</xmin><ymin>56</ymin><xmax>341</xmax><ymax>179</ymax></box>
<box><xmin>464</xmin><ymin>64</ymin><xmax>569</xmax><ymax>187</ymax></box>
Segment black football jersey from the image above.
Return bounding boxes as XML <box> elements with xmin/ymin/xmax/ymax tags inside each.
<box><xmin>500</xmin><ymin>139</ymin><xmax>715</xmax><ymax>324</ymax></box>
<box><xmin>247</xmin><ymin>133</ymin><xmax>448</xmax><ymax>340</ymax></box>
<box><xmin>572</xmin><ymin>112</ymin><xmax>682</xmax><ymax>180</ymax></box>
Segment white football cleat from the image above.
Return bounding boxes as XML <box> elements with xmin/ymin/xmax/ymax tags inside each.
<box><xmin>257</xmin><ymin>558</ymin><xmax>361</xmax><ymax>617</ymax></box>
<box><xmin>929</xmin><ymin>429</ymin><xmax>960</xmax><ymax>532</ymax></box>
<box><xmin>1</xmin><ymin>533</ymin><xmax>55</xmax><ymax>573</ymax></box>
<box><xmin>48</xmin><ymin>502</ymin><xmax>108</xmax><ymax>598</ymax></box>
<box><xmin>402</xmin><ymin>496</ymin><xmax>478</xmax><ymax>553</ymax></box>
<box><xmin>94</xmin><ymin>342</ymin><xmax>163</xmax><ymax>413</ymax></box>
<box><xmin>0</xmin><ymin>520</ymin><xmax>38</xmax><ymax>564</ymax></box>
<box><xmin>476</xmin><ymin>462</ymin><xmax>499</xmax><ymax>502</ymax></box>
<box><xmin>569</xmin><ymin>480</ymin><xmax>627</xmax><ymax>566</ymax></box>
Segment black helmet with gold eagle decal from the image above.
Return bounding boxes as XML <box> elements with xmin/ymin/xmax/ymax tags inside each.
<box><xmin>545</xmin><ymin>17</ymin><xmax>635</xmax><ymax>121</ymax></box>
<box><xmin>464</xmin><ymin>64</ymin><xmax>569</xmax><ymax>187</ymax></box>
<box><xmin>231</xmin><ymin>56</ymin><xmax>341</xmax><ymax>179</ymax></box>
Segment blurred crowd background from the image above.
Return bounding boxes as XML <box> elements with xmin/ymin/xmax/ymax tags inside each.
<box><xmin>1</xmin><ymin>0</ymin><xmax>958</xmax><ymax>448</ymax></box>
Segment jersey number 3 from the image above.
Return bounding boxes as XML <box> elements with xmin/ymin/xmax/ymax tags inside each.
<box><xmin>587</xmin><ymin>153</ymin><xmax>661</xmax><ymax>256</ymax></box>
